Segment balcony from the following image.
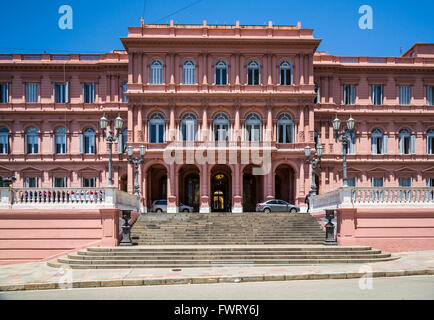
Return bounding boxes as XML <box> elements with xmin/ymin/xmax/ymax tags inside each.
<box><xmin>0</xmin><ymin>187</ymin><xmax>140</xmax><ymax>211</ymax></box>
<box><xmin>311</xmin><ymin>187</ymin><xmax>434</xmax><ymax>211</ymax></box>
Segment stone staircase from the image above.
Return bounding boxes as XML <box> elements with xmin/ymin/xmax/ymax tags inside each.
<box><xmin>131</xmin><ymin>212</ymin><xmax>326</xmax><ymax>245</ymax></box>
<box><xmin>48</xmin><ymin>213</ymin><xmax>397</xmax><ymax>269</ymax></box>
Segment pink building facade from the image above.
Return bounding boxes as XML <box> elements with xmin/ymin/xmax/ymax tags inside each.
<box><xmin>1</xmin><ymin>21</ymin><xmax>434</xmax><ymax>213</ymax></box>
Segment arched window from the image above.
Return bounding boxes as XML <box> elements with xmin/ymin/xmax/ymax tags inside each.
<box><xmin>342</xmin><ymin>131</ymin><xmax>356</xmax><ymax>155</ymax></box>
<box><xmin>277</xmin><ymin>113</ymin><xmax>294</xmax><ymax>143</ymax></box>
<box><xmin>121</xmin><ymin>81</ymin><xmax>128</xmax><ymax>103</ymax></box>
<box><xmin>213</xmin><ymin>113</ymin><xmax>230</xmax><ymax>141</ymax></box>
<box><xmin>427</xmin><ymin>129</ymin><xmax>434</xmax><ymax>155</ymax></box>
<box><xmin>399</xmin><ymin>129</ymin><xmax>415</xmax><ymax>155</ymax></box>
<box><xmin>150</xmin><ymin>60</ymin><xmax>163</xmax><ymax>85</ymax></box>
<box><xmin>54</xmin><ymin>127</ymin><xmax>67</xmax><ymax>154</ymax></box>
<box><xmin>181</xmin><ymin>112</ymin><xmax>197</xmax><ymax>142</ymax></box>
<box><xmin>245</xmin><ymin>113</ymin><xmax>262</xmax><ymax>142</ymax></box>
<box><xmin>0</xmin><ymin>127</ymin><xmax>9</xmax><ymax>154</ymax></box>
<box><xmin>81</xmin><ymin>128</ymin><xmax>96</xmax><ymax>154</ymax></box>
<box><xmin>149</xmin><ymin>112</ymin><xmax>165</xmax><ymax>143</ymax></box>
<box><xmin>215</xmin><ymin>60</ymin><xmax>228</xmax><ymax>85</ymax></box>
<box><xmin>25</xmin><ymin>127</ymin><xmax>38</xmax><ymax>154</ymax></box>
<box><xmin>247</xmin><ymin>61</ymin><xmax>260</xmax><ymax>85</ymax></box>
<box><xmin>371</xmin><ymin>129</ymin><xmax>388</xmax><ymax>155</ymax></box>
<box><xmin>314</xmin><ymin>83</ymin><xmax>320</xmax><ymax>104</ymax></box>
<box><xmin>182</xmin><ymin>60</ymin><xmax>196</xmax><ymax>85</ymax></box>
<box><xmin>118</xmin><ymin>128</ymin><xmax>128</xmax><ymax>153</ymax></box>
<box><xmin>314</xmin><ymin>129</ymin><xmax>320</xmax><ymax>149</ymax></box>
<box><xmin>279</xmin><ymin>61</ymin><xmax>293</xmax><ymax>85</ymax></box>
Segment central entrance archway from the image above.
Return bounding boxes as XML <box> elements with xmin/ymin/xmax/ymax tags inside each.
<box><xmin>275</xmin><ymin>164</ymin><xmax>296</xmax><ymax>204</ymax></box>
<box><xmin>242</xmin><ymin>165</ymin><xmax>264</xmax><ymax>212</ymax></box>
<box><xmin>146</xmin><ymin>164</ymin><xmax>168</xmax><ymax>209</ymax></box>
<box><xmin>211</xmin><ymin>165</ymin><xmax>232</xmax><ymax>212</ymax></box>
<box><xmin>179</xmin><ymin>165</ymin><xmax>200</xmax><ymax>212</ymax></box>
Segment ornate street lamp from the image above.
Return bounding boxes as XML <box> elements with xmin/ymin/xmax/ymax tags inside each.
<box><xmin>127</xmin><ymin>145</ymin><xmax>146</xmax><ymax>197</ymax></box>
<box><xmin>332</xmin><ymin>115</ymin><xmax>356</xmax><ymax>187</ymax></box>
<box><xmin>100</xmin><ymin>114</ymin><xmax>124</xmax><ymax>187</ymax></box>
<box><xmin>304</xmin><ymin>144</ymin><xmax>323</xmax><ymax>196</ymax></box>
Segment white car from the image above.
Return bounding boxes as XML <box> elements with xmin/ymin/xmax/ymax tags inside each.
<box><xmin>150</xmin><ymin>200</ymin><xmax>194</xmax><ymax>213</ymax></box>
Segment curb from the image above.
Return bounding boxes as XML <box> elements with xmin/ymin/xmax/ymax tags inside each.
<box><xmin>0</xmin><ymin>268</ymin><xmax>433</xmax><ymax>292</ymax></box>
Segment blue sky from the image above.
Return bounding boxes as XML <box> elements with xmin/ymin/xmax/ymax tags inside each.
<box><xmin>1</xmin><ymin>0</ymin><xmax>433</xmax><ymax>56</ymax></box>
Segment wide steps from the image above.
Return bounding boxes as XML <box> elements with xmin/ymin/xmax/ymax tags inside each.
<box><xmin>49</xmin><ymin>246</ymin><xmax>398</xmax><ymax>269</ymax></box>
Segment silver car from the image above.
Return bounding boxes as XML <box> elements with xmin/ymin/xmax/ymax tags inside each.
<box><xmin>150</xmin><ymin>200</ymin><xmax>193</xmax><ymax>213</ymax></box>
<box><xmin>256</xmin><ymin>200</ymin><xmax>300</xmax><ymax>213</ymax></box>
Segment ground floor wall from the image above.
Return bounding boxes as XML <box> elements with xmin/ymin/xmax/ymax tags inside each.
<box><xmin>336</xmin><ymin>208</ymin><xmax>434</xmax><ymax>252</ymax></box>
<box><xmin>0</xmin><ymin>209</ymin><xmax>120</xmax><ymax>265</ymax></box>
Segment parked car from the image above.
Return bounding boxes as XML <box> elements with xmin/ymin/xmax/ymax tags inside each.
<box><xmin>150</xmin><ymin>200</ymin><xmax>194</xmax><ymax>213</ymax></box>
<box><xmin>256</xmin><ymin>200</ymin><xmax>300</xmax><ymax>213</ymax></box>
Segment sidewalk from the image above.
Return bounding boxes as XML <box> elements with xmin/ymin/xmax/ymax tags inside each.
<box><xmin>0</xmin><ymin>250</ymin><xmax>433</xmax><ymax>292</ymax></box>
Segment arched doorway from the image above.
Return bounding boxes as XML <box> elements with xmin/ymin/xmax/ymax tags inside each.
<box><xmin>119</xmin><ymin>174</ymin><xmax>128</xmax><ymax>192</ymax></box>
<box><xmin>275</xmin><ymin>164</ymin><xmax>296</xmax><ymax>204</ymax></box>
<box><xmin>211</xmin><ymin>165</ymin><xmax>232</xmax><ymax>212</ymax></box>
<box><xmin>243</xmin><ymin>165</ymin><xmax>264</xmax><ymax>212</ymax></box>
<box><xmin>147</xmin><ymin>164</ymin><xmax>167</xmax><ymax>208</ymax></box>
<box><xmin>179</xmin><ymin>165</ymin><xmax>200</xmax><ymax>212</ymax></box>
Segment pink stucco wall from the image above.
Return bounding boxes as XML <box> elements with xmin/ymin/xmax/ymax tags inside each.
<box><xmin>0</xmin><ymin>209</ymin><xmax>120</xmax><ymax>265</ymax></box>
<box><xmin>336</xmin><ymin>208</ymin><xmax>434</xmax><ymax>252</ymax></box>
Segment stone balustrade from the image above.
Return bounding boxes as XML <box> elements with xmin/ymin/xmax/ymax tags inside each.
<box><xmin>311</xmin><ymin>187</ymin><xmax>434</xmax><ymax>211</ymax></box>
<box><xmin>0</xmin><ymin>187</ymin><xmax>140</xmax><ymax>211</ymax></box>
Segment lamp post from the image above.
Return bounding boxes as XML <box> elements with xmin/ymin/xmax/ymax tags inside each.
<box><xmin>127</xmin><ymin>145</ymin><xmax>146</xmax><ymax>197</ymax></box>
<box><xmin>332</xmin><ymin>115</ymin><xmax>356</xmax><ymax>187</ymax></box>
<box><xmin>100</xmin><ymin>114</ymin><xmax>124</xmax><ymax>187</ymax></box>
<box><xmin>304</xmin><ymin>144</ymin><xmax>323</xmax><ymax>196</ymax></box>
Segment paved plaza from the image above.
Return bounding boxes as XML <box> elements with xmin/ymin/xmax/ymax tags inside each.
<box><xmin>0</xmin><ymin>250</ymin><xmax>433</xmax><ymax>293</ymax></box>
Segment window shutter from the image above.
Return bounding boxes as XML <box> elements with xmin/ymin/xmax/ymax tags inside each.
<box><xmin>383</xmin><ymin>135</ymin><xmax>388</xmax><ymax>154</ymax></box>
<box><xmin>428</xmin><ymin>86</ymin><xmax>432</xmax><ymax>105</ymax></box>
<box><xmin>24</xmin><ymin>134</ymin><xmax>28</xmax><ymax>154</ymax></box>
<box><xmin>399</xmin><ymin>136</ymin><xmax>403</xmax><ymax>154</ymax></box>
<box><xmin>411</xmin><ymin>135</ymin><xmax>416</xmax><ymax>154</ymax></box>
<box><xmin>53</xmin><ymin>82</ymin><xmax>56</xmax><ymax>103</ymax></box>
<box><xmin>371</xmin><ymin>136</ymin><xmax>377</xmax><ymax>154</ymax></box>
<box><xmin>427</xmin><ymin>135</ymin><xmax>430</xmax><ymax>154</ymax></box>
<box><xmin>82</xmin><ymin>83</ymin><xmax>85</xmax><ymax>103</ymax></box>
<box><xmin>65</xmin><ymin>81</ymin><xmax>69</xmax><ymax>103</ymax></box>
<box><xmin>79</xmin><ymin>134</ymin><xmax>84</xmax><ymax>154</ymax></box>
<box><xmin>351</xmin><ymin>85</ymin><xmax>356</xmax><ymax>104</ymax></box>
<box><xmin>6</xmin><ymin>83</ymin><xmax>9</xmax><ymax>103</ymax></box>
<box><xmin>53</xmin><ymin>134</ymin><xmax>56</xmax><ymax>154</ymax></box>
<box><xmin>118</xmin><ymin>133</ymin><xmax>123</xmax><ymax>153</ymax></box>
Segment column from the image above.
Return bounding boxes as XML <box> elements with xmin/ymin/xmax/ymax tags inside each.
<box><xmin>299</xmin><ymin>106</ymin><xmax>305</xmax><ymax>142</ymax></box>
<box><xmin>137</xmin><ymin>53</ymin><xmax>143</xmax><ymax>84</ymax></box>
<box><xmin>299</xmin><ymin>54</ymin><xmax>304</xmax><ymax>85</ymax></box>
<box><xmin>308</xmin><ymin>105</ymin><xmax>314</xmax><ymax>143</ymax></box>
<box><xmin>200</xmin><ymin>163</ymin><xmax>210</xmax><ymax>213</ymax></box>
<box><xmin>232</xmin><ymin>163</ymin><xmax>243</xmax><ymax>212</ymax></box>
<box><xmin>142</xmin><ymin>171</ymin><xmax>148</xmax><ymax>213</ymax></box>
<box><xmin>137</xmin><ymin>106</ymin><xmax>143</xmax><ymax>142</ymax></box>
<box><xmin>169</xmin><ymin>104</ymin><xmax>175</xmax><ymax>141</ymax></box>
<box><xmin>167</xmin><ymin>164</ymin><xmax>177</xmax><ymax>213</ymax></box>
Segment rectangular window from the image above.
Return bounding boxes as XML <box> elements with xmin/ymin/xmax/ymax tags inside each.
<box><xmin>215</xmin><ymin>68</ymin><xmax>227</xmax><ymax>85</ymax></box>
<box><xmin>26</xmin><ymin>135</ymin><xmax>38</xmax><ymax>154</ymax></box>
<box><xmin>82</xmin><ymin>177</ymin><xmax>96</xmax><ymax>187</ymax></box>
<box><xmin>0</xmin><ymin>133</ymin><xmax>8</xmax><ymax>154</ymax></box>
<box><xmin>214</xmin><ymin>124</ymin><xmax>229</xmax><ymax>141</ymax></box>
<box><xmin>428</xmin><ymin>134</ymin><xmax>434</xmax><ymax>155</ymax></box>
<box><xmin>427</xmin><ymin>178</ymin><xmax>434</xmax><ymax>201</ymax></box>
<box><xmin>84</xmin><ymin>135</ymin><xmax>95</xmax><ymax>154</ymax></box>
<box><xmin>122</xmin><ymin>81</ymin><xmax>128</xmax><ymax>102</ymax></box>
<box><xmin>0</xmin><ymin>83</ymin><xmax>9</xmax><ymax>103</ymax></box>
<box><xmin>55</xmin><ymin>135</ymin><xmax>66</xmax><ymax>154</ymax></box>
<box><xmin>83</xmin><ymin>83</ymin><xmax>95</xmax><ymax>103</ymax></box>
<box><xmin>247</xmin><ymin>69</ymin><xmax>260</xmax><ymax>85</ymax></box>
<box><xmin>246</xmin><ymin>124</ymin><xmax>261</xmax><ymax>142</ymax></box>
<box><xmin>25</xmin><ymin>83</ymin><xmax>39</xmax><ymax>103</ymax></box>
<box><xmin>372</xmin><ymin>177</ymin><xmax>384</xmax><ymax>187</ymax></box>
<box><xmin>372</xmin><ymin>85</ymin><xmax>383</xmax><ymax>105</ymax></box>
<box><xmin>25</xmin><ymin>177</ymin><xmax>38</xmax><ymax>188</ymax></box>
<box><xmin>399</xmin><ymin>86</ymin><xmax>411</xmax><ymax>105</ymax></box>
<box><xmin>427</xmin><ymin>86</ymin><xmax>434</xmax><ymax>106</ymax></box>
<box><xmin>54</xmin><ymin>82</ymin><xmax>69</xmax><ymax>103</ymax></box>
<box><xmin>150</xmin><ymin>124</ymin><xmax>165</xmax><ymax>143</ymax></box>
<box><xmin>343</xmin><ymin>85</ymin><xmax>356</xmax><ymax>105</ymax></box>
<box><xmin>427</xmin><ymin>178</ymin><xmax>434</xmax><ymax>187</ymax></box>
<box><xmin>53</xmin><ymin>177</ymin><xmax>66</xmax><ymax>188</ymax></box>
<box><xmin>399</xmin><ymin>177</ymin><xmax>412</xmax><ymax>187</ymax></box>
<box><xmin>347</xmin><ymin>177</ymin><xmax>357</xmax><ymax>187</ymax></box>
